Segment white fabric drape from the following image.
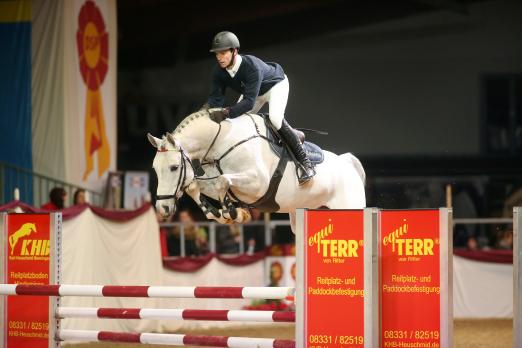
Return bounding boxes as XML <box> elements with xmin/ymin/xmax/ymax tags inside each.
<box><xmin>453</xmin><ymin>255</ymin><xmax>513</xmax><ymax>318</ymax></box>
<box><xmin>31</xmin><ymin>0</ymin><xmax>65</xmax><ymax>178</ymax></box>
<box><xmin>61</xmin><ymin>208</ymin><xmax>164</xmax><ymax>332</ymax></box>
<box><xmin>60</xmin><ymin>207</ymin><xmax>267</xmax><ymax>332</ymax></box>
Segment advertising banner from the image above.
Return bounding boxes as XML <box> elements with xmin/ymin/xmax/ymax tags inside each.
<box><xmin>297</xmin><ymin>209</ymin><xmax>366</xmax><ymax>347</ymax></box>
<box><xmin>379</xmin><ymin>209</ymin><xmax>451</xmax><ymax>348</ymax></box>
<box><xmin>2</xmin><ymin>214</ymin><xmax>51</xmax><ymax>348</ymax></box>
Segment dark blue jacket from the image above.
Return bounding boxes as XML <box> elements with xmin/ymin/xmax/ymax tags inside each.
<box><xmin>208</xmin><ymin>55</ymin><xmax>285</xmax><ymax>118</ymax></box>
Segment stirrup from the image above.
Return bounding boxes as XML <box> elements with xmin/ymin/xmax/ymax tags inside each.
<box><xmin>296</xmin><ymin>163</ymin><xmax>316</xmax><ymax>185</ymax></box>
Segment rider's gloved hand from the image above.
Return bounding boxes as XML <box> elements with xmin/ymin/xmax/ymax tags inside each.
<box><xmin>209</xmin><ymin>108</ymin><xmax>229</xmax><ymax>123</ymax></box>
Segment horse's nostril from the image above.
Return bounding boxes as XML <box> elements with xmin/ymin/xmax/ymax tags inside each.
<box><xmin>163</xmin><ymin>205</ymin><xmax>169</xmax><ymax>214</ymax></box>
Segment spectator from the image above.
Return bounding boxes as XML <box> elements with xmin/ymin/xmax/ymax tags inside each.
<box><xmin>41</xmin><ymin>187</ymin><xmax>67</xmax><ymax>211</ymax></box>
<box><xmin>453</xmin><ymin>185</ymin><xmax>483</xmax><ymax>248</ymax></box>
<box><xmin>158</xmin><ymin>211</ymin><xmax>179</xmax><ymax>256</ymax></box>
<box><xmin>244</xmin><ymin>208</ymin><xmax>266</xmax><ymax>254</ymax></box>
<box><xmin>217</xmin><ymin>224</ymin><xmax>241</xmax><ymax>254</ymax></box>
<box><xmin>177</xmin><ymin>209</ymin><xmax>207</xmax><ymax>256</ymax></box>
<box><xmin>195</xmin><ymin>225</ymin><xmax>209</xmax><ymax>255</ymax></box>
<box><xmin>497</xmin><ymin>230</ymin><xmax>513</xmax><ymax>250</ymax></box>
<box><xmin>467</xmin><ymin>236</ymin><xmax>479</xmax><ymax>251</ymax></box>
<box><xmin>73</xmin><ymin>189</ymin><xmax>86</xmax><ymax>205</ymax></box>
<box><xmin>503</xmin><ymin>187</ymin><xmax>522</xmax><ymax>217</ymax></box>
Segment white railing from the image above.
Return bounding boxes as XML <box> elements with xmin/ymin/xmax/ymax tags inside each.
<box><xmin>0</xmin><ymin>161</ymin><xmax>103</xmax><ymax>207</ymax></box>
<box><xmin>159</xmin><ymin>220</ymin><xmax>291</xmax><ymax>257</ymax></box>
<box><xmin>160</xmin><ymin>216</ymin><xmax>514</xmax><ymax>257</ymax></box>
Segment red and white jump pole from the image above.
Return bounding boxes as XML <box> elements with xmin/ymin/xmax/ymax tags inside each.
<box><xmin>56</xmin><ymin>307</ymin><xmax>295</xmax><ymax>322</ymax></box>
<box><xmin>0</xmin><ymin>284</ymin><xmax>294</xmax><ymax>300</ymax></box>
<box><xmin>58</xmin><ymin>330</ymin><xmax>296</xmax><ymax>348</ymax></box>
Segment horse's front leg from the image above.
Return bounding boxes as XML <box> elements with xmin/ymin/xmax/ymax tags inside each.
<box><xmin>185</xmin><ymin>182</ymin><xmax>233</xmax><ymax>224</ymax></box>
<box><xmin>221</xmin><ymin>193</ymin><xmax>252</xmax><ymax>224</ymax></box>
<box><xmin>214</xmin><ymin>174</ymin><xmax>256</xmax><ymax>223</ymax></box>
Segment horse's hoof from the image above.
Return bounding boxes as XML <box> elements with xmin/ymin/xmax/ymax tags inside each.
<box><xmin>238</xmin><ymin>209</ymin><xmax>251</xmax><ymax>223</ymax></box>
<box><xmin>222</xmin><ymin>209</ymin><xmax>231</xmax><ymax>220</ymax></box>
<box><xmin>216</xmin><ymin>210</ymin><xmax>234</xmax><ymax>224</ymax></box>
<box><xmin>228</xmin><ymin>206</ymin><xmax>238</xmax><ymax>220</ymax></box>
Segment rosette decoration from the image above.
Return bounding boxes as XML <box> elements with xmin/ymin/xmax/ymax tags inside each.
<box><xmin>77</xmin><ymin>0</ymin><xmax>110</xmax><ymax>180</ymax></box>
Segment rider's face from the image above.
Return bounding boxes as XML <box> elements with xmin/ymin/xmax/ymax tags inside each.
<box><xmin>215</xmin><ymin>49</ymin><xmax>235</xmax><ymax>68</ymax></box>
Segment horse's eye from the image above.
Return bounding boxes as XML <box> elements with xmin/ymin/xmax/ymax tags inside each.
<box><xmin>169</xmin><ymin>165</ymin><xmax>179</xmax><ymax>172</ymax></box>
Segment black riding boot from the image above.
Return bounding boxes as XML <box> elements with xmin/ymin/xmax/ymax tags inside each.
<box><xmin>278</xmin><ymin>120</ymin><xmax>316</xmax><ymax>185</ymax></box>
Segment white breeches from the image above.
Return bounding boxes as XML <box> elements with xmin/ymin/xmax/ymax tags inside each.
<box><xmin>238</xmin><ymin>75</ymin><xmax>289</xmax><ymax>130</ymax></box>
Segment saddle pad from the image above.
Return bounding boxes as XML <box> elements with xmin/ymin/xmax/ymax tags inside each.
<box><xmin>303</xmin><ymin>141</ymin><xmax>324</xmax><ymax>164</ymax></box>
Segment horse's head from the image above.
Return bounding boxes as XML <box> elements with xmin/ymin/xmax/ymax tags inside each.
<box><xmin>148</xmin><ymin>133</ymin><xmax>194</xmax><ymax>219</ymax></box>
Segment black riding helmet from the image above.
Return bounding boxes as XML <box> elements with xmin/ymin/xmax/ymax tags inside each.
<box><xmin>210</xmin><ymin>31</ymin><xmax>240</xmax><ymax>52</ymax></box>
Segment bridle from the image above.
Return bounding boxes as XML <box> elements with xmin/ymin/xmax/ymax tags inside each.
<box><xmin>155</xmin><ymin>143</ymin><xmax>197</xmax><ymax>208</ymax></box>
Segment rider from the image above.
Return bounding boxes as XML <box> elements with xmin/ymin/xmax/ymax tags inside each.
<box><xmin>206</xmin><ymin>31</ymin><xmax>315</xmax><ymax>185</ymax></box>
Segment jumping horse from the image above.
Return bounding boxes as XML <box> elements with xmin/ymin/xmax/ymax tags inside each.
<box><xmin>148</xmin><ymin>109</ymin><xmax>366</xmax><ymax>232</ymax></box>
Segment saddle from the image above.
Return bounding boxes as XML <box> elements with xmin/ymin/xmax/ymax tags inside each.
<box><xmin>259</xmin><ymin>114</ymin><xmax>324</xmax><ymax>165</ymax></box>
<box><xmin>243</xmin><ymin>114</ymin><xmax>324</xmax><ymax>212</ymax></box>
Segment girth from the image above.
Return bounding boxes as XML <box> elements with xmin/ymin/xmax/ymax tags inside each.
<box><xmin>216</xmin><ymin>148</ymin><xmax>289</xmax><ymax>213</ymax></box>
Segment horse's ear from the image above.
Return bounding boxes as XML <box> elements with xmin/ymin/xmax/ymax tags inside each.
<box><xmin>147</xmin><ymin>133</ymin><xmax>161</xmax><ymax>148</ymax></box>
<box><xmin>166</xmin><ymin>133</ymin><xmax>179</xmax><ymax>149</ymax></box>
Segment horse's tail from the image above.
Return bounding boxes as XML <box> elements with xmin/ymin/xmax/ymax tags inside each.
<box><xmin>341</xmin><ymin>153</ymin><xmax>366</xmax><ymax>186</ymax></box>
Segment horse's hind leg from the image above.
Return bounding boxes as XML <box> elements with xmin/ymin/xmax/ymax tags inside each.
<box><xmin>325</xmin><ymin>168</ymin><xmax>366</xmax><ymax>209</ymax></box>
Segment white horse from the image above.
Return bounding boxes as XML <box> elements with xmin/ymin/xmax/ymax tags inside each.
<box><xmin>148</xmin><ymin>109</ymin><xmax>366</xmax><ymax>232</ymax></box>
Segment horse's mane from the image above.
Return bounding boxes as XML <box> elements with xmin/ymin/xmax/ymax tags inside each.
<box><xmin>172</xmin><ymin>109</ymin><xmax>210</xmax><ymax>135</ymax></box>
